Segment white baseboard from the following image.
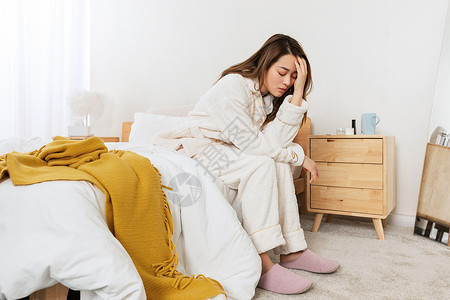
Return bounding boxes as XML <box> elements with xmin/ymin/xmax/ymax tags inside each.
<box><xmin>388</xmin><ymin>214</ymin><xmax>416</xmax><ymax>228</ymax></box>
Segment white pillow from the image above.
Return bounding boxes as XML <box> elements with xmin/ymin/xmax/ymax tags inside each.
<box><xmin>129</xmin><ymin>113</ymin><xmax>186</xmax><ymax>144</ymax></box>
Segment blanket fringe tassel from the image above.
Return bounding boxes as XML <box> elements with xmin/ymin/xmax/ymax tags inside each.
<box><xmin>151</xmin><ymin>165</ymin><xmax>226</xmax><ymax>295</ymax></box>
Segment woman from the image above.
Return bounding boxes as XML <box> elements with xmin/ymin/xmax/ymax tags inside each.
<box><xmin>154</xmin><ymin>34</ymin><xmax>339</xmax><ymax>295</ymax></box>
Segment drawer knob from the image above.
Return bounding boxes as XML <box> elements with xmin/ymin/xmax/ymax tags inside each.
<box><xmin>327</xmin><ymin>139</ymin><xmax>335</xmax><ymax>142</ymax></box>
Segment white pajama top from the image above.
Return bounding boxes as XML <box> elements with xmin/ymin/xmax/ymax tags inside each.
<box><xmin>154</xmin><ymin>73</ymin><xmax>309</xmax><ymax>166</ymax></box>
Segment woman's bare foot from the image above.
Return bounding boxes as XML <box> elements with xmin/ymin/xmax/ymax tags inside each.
<box><xmin>259</xmin><ymin>252</ymin><xmax>275</xmax><ymax>274</ymax></box>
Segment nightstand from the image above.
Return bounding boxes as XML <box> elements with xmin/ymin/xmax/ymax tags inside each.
<box><xmin>68</xmin><ymin>136</ymin><xmax>120</xmax><ymax>143</ymax></box>
<box><xmin>307</xmin><ymin>135</ymin><xmax>396</xmax><ymax>240</ymax></box>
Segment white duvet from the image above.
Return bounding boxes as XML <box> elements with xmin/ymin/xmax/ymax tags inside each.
<box><xmin>0</xmin><ymin>139</ymin><xmax>261</xmax><ymax>300</ymax></box>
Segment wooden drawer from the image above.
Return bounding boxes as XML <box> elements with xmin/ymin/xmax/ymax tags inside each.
<box><xmin>311</xmin><ymin>186</ymin><xmax>383</xmax><ymax>215</ymax></box>
<box><xmin>313</xmin><ymin>162</ymin><xmax>383</xmax><ymax>189</ymax></box>
<box><xmin>310</xmin><ymin>138</ymin><xmax>383</xmax><ymax>163</ymax></box>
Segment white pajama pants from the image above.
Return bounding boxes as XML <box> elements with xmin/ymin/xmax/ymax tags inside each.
<box><xmin>193</xmin><ymin>143</ymin><xmax>308</xmax><ymax>255</ymax></box>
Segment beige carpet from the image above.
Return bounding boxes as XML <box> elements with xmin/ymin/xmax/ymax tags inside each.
<box><xmin>253</xmin><ymin>215</ymin><xmax>450</xmax><ymax>299</ymax></box>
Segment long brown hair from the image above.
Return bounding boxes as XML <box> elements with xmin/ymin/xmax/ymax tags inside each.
<box><xmin>220</xmin><ymin>34</ymin><xmax>312</xmax><ymax>126</ymax></box>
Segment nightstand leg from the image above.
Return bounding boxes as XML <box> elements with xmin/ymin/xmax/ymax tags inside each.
<box><xmin>312</xmin><ymin>213</ymin><xmax>324</xmax><ymax>232</ymax></box>
<box><xmin>372</xmin><ymin>218</ymin><xmax>385</xmax><ymax>240</ymax></box>
<box><xmin>381</xmin><ymin>218</ymin><xmax>387</xmax><ymax>228</ymax></box>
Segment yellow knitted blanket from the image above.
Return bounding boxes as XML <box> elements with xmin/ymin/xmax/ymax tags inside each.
<box><xmin>0</xmin><ymin>136</ymin><xmax>226</xmax><ymax>299</ymax></box>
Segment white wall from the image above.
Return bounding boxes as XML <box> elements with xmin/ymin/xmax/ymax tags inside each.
<box><xmin>91</xmin><ymin>0</ymin><xmax>449</xmax><ymax>224</ymax></box>
<box><xmin>428</xmin><ymin>3</ymin><xmax>450</xmax><ymax>140</ymax></box>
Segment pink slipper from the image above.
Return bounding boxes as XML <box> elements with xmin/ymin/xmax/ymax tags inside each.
<box><xmin>257</xmin><ymin>264</ymin><xmax>312</xmax><ymax>294</ymax></box>
<box><xmin>279</xmin><ymin>249</ymin><xmax>340</xmax><ymax>273</ymax></box>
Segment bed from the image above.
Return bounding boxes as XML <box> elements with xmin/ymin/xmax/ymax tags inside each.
<box><xmin>0</xmin><ymin>107</ymin><xmax>310</xmax><ymax>300</ymax></box>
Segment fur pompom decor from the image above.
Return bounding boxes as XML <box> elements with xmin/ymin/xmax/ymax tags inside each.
<box><xmin>67</xmin><ymin>90</ymin><xmax>106</xmax><ymax>126</ymax></box>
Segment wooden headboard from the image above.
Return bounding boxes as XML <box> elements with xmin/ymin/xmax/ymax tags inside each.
<box><xmin>122</xmin><ymin>117</ymin><xmax>311</xmax><ymax>150</ymax></box>
<box><xmin>122</xmin><ymin>122</ymin><xmax>133</xmax><ymax>142</ymax></box>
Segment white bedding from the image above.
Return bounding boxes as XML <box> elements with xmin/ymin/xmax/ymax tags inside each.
<box><xmin>0</xmin><ymin>139</ymin><xmax>261</xmax><ymax>300</ymax></box>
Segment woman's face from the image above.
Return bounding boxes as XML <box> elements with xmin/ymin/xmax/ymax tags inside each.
<box><xmin>261</xmin><ymin>54</ymin><xmax>298</xmax><ymax>97</ymax></box>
